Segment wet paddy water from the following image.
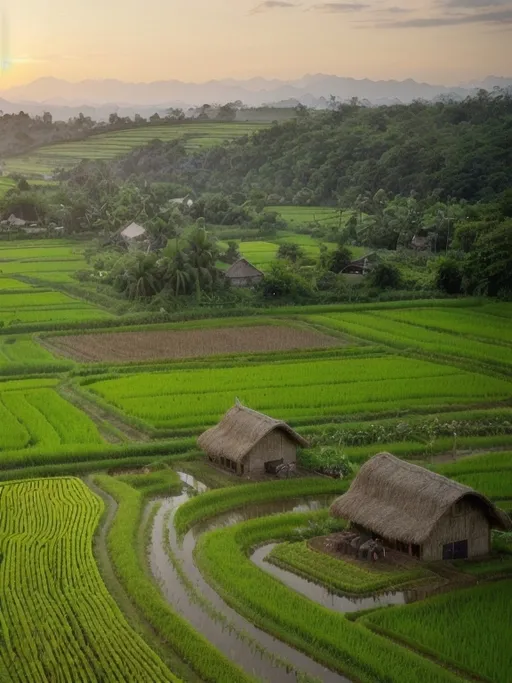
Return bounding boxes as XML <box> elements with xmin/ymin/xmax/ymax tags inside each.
<box><xmin>147</xmin><ymin>473</ymin><xmax>450</xmax><ymax>682</ymax></box>
<box><xmin>149</xmin><ymin>473</ymin><xmax>347</xmax><ymax>682</ymax></box>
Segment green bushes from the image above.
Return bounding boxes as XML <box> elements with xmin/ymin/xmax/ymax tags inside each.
<box><xmin>174</xmin><ymin>477</ymin><xmax>349</xmax><ymax>535</ymax></box>
<box><xmin>94</xmin><ymin>475</ymin><xmax>254</xmax><ymax>683</ymax></box>
<box><xmin>195</xmin><ymin>511</ymin><xmax>462</xmax><ymax>683</ymax></box>
<box><xmin>364</xmin><ymin>580</ymin><xmax>512</xmax><ymax>683</ymax></box>
<box><xmin>0</xmin><ymin>477</ymin><xmax>176</xmax><ymax>682</ymax></box>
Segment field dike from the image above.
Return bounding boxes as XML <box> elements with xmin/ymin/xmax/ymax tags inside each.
<box><xmin>148</xmin><ymin>473</ymin><xmax>345</xmax><ymax>683</ymax></box>
<box><xmin>58</xmin><ymin>382</ymin><xmax>151</xmax><ymax>442</ymax></box>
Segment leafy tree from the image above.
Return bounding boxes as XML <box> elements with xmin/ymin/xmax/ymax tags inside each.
<box><xmin>112</xmin><ymin>253</ymin><xmax>160</xmax><ymax>299</ymax></box>
<box><xmin>260</xmin><ymin>261</ymin><xmax>312</xmax><ymax>301</ymax></box>
<box><xmin>328</xmin><ymin>245</ymin><xmax>353</xmax><ymax>273</ymax></box>
<box><xmin>216</xmin><ymin>104</ymin><xmax>237</xmax><ymax>122</ymax></box>
<box><xmin>369</xmin><ymin>263</ymin><xmax>402</xmax><ymax>290</ymax></box>
<box><xmin>464</xmin><ymin>220</ymin><xmax>512</xmax><ymax>296</ymax></box>
<box><xmin>436</xmin><ymin>257</ymin><xmax>463</xmax><ymax>294</ymax></box>
<box><xmin>277</xmin><ymin>243</ymin><xmax>304</xmax><ymax>263</ymax></box>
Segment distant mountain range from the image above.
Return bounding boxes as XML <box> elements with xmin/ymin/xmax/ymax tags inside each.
<box><xmin>0</xmin><ymin>74</ymin><xmax>510</xmax><ymax>120</ymax></box>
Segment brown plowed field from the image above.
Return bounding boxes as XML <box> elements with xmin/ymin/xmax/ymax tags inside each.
<box><xmin>46</xmin><ymin>325</ymin><xmax>343</xmax><ymax>362</ymax></box>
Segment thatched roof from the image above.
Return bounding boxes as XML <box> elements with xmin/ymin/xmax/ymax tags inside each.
<box><xmin>331</xmin><ymin>452</ymin><xmax>511</xmax><ymax>544</ymax></box>
<box><xmin>198</xmin><ymin>403</ymin><xmax>308</xmax><ymax>462</ymax></box>
<box><xmin>120</xmin><ymin>221</ymin><xmax>146</xmax><ymax>240</ymax></box>
<box><xmin>225</xmin><ymin>259</ymin><xmax>264</xmax><ymax>280</ymax></box>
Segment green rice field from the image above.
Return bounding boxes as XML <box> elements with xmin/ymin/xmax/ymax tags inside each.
<box><xmin>87</xmin><ymin>354</ymin><xmax>512</xmax><ymax>429</ymax></box>
<box><xmin>235</xmin><ymin>234</ymin><xmax>367</xmax><ymax>270</ymax></box>
<box><xmin>3</xmin><ymin>122</ymin><xmax>267</xmax><ymax>177</ymax></box>
<box><xmin>306</xmin><ymin>306</ymin><xmax>512</xmax><ymax>368</ymax></box>
<box><xmin>0</xmin><ymin>290</ymin><xmax>112</xmax><ymax>325</ymax></box>
<box><xmin>0</xmin><ymin>380</ymin><xmax>102</xmax><ymax>451</ymax></box>
<box><xmin>0</xmin><ymin>277</ymin><xmax>510</xmax><ymax>683</ymax></box>
<box><xmin>0</xmin><ymin>477</ymin><xmax>175</xmax><ymax>681</ymax></box>
<box><xmin>364</xmin><ymin>580</ymin><xmax>512</xmax><ymax>683</ymax></box>
<box><xmin>267</xmin><ymin>205</ymin><xmax>348</xmax><ymax>228</ymax></box>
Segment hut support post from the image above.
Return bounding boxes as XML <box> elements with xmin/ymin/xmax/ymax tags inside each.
<box><xmin>408</xmin><ymin>543</ymin><xmax>412</xmax><ymax>556</ymax></box>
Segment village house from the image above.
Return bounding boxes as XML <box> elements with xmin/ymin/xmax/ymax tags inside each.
<box><xmin>225</xmin><ymin>258</ymin><xmax>264</xmax><ymax>288</ymax></box>
<box><xmin>119</xmin><ymin>221</ymin><xmax>147</xmax><ymax>248</ymax></box>
<box><xmin>198</xmin><ymin>403</ymin><xmax>308</xmax><ymax>476</ymax></box>
<box><xmin>341</xmin><ymin>252</ymin><xmax>376</xmax><ymax>276</ymax></box>
<box><xmin>330</xmin><ymin>452</ymin><xmax>511</xmax><ymax>561</ymax></box>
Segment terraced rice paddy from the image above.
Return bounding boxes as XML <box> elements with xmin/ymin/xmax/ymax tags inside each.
<box><xmin>0</xmin><ymin>290</ymin><xmax>112</xmax><ymax>325</ymax></box>
<box><xmin>0</xmin><ymin>335</ymin><xmax>55</xmax><ymax>364</ymax></box>
<box><xmin>364</xmin><ymin>580</ymin><xmax>512</xmax><ymax>683</ymax></box>
<box><xmin>0</xmin><ymin>240</ymin><xmax>112</xmax><ymax>327</ymax></box>
<box><xmin>267</xmin><ymin>205</ymin><xmax>347</xmax><ymax>229</ymax></box>
<box><xmin>306</xmin><ymin>305</ymin><xmax>512</xmax><ymax>368</ymax></box>
<box><xmin>3</xmin><ymin>122</ymin><xmax>267</xmax><ymax>176</ymax></box>
<box><xmin>0</xmin><ymin>240</ymin><xmax>89</xmax><ymax>285</ymax></box>
<box><xmin>0</xmin><ymin>380</ymin><xmax>102</xmax><ymax>451</ymax></box>
<box><xmin>87</xmin><ymin>355</ymin><xmax>512</xmax><ymax>429</ymax></box>
<box><xmin>0</xmin><ymin>289</ymin><xmax>510</xmax><ymax>682</ymax></box>
<box><xmin>47</xmin><ymin>323</ymin><xmax>342</xmax><ymax>362</ymax></box>
<box><xmin>0</xmin><ymin>477</ymin><xmax>175</xmax><ymax>681</ymax></box>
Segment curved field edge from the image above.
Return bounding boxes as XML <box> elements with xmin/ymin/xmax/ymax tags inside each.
<box><xmin>194</xmin><ymin>510</ymin><xmax>464</xmax><ymax>683</ymax></box>
<box><xmin>361</xmin><ymin>580</ymin><xmax>512</xmax><ymax>683</ymax></box>
<box><xmin>92</xmin><ymin>474</ymin><xmax>255</xmax><ymax>683</ymax></box>
<box><xmin>267</xmin><ymin>541</ymin><xmax>436</xmax><ymax>596</ymax></box>
<box><xmin>0</xmin><ymin>476</ymin><xmax>177</xmax><ymax>682</ymax></box>
<box><xmin>174</xmin><ymin>477</ymin><xmax>350</xmax><ymax>536</ymax></box>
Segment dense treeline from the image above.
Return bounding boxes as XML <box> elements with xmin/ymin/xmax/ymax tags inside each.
<box><xmin>113</xmin><ymin>91</ymin><xmax>512</xmax><ymax>204</ymax></box>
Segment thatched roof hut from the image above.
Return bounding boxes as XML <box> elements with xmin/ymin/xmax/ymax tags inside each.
<box><xmin>331</xmin><ymin>452</ymin><xmax>511</xmax><ymax>561</ymax></box>
<box><xmin>198</xmin><ymin>403</ymin><xmax>308</xmax><ymax>476</ymax></box>
<box><xmin>341</xmin><ymin>252</ymin><xmax>376</xmax><ymax>275</ymax></box>
<box><xmin>120</xmin><ymin>221</ymin><xmax>147</xmax><ymax>240</ymax></box>
<box><xmin>225</xmin><ymin>259</ymin><xmax>264</xmax><ymax>288</ymax></box>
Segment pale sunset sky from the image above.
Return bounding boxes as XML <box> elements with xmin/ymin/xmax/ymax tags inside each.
<box><xmin>1</xmin><ymin>0</ymin><xmax>510</xmax><ymax>87</ymax></box>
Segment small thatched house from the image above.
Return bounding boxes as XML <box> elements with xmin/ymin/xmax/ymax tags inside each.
<box><xmin>341</xmin><ymin>253</ymin><xmax>376</xmax><ymax>276</ymax></box>
<box><xmin>119</xmin><ymin>221</ymin><xmax>147</xmax><ymax>247</ymax></box>
<box><xmin>198</xmin><ymin>403</ymin><xmax>308</xmax><ymax>476</ymax></box>
<box><xmin>225</xmin><ymin>259</ymin><xmax>264</xmax><ymax>288</ymax></box>
<box><xmin>411</xmin><ymin>234</ymin><xmax>431</xmax><ymax>251</ymax></box>
<box><xmin>330</xmin><ymin>453</ymin><xmax>511</xmax><ymax>561</ymax></box>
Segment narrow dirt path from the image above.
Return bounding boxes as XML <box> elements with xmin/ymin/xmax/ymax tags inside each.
<box><xmin>58</xmin><ymin>383</ymin><xmax>151</xmax><ymax>443</ymax></box>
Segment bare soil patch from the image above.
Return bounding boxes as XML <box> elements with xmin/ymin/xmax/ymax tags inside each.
<box><xmin>45</xmin><ymin>325</ymin><xmax>343</xmax><ymax>362</ymax></box>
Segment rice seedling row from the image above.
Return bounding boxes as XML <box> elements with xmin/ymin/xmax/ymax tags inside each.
<box><xmin>87</xmin><ymin>356</ymin><xmax>512</xmax><ymax>429</ymax></box>
<box><xmin>4</xmin><ymin>123</ymin><xmax>267</xmax><ymax>175</ymax></box>
<box><xmin>363</xmin><ymin>580</ymin><xmax>512</xmax><ymax>683</ymax></box>
<box><xmin>374</xmin><ymin>308</ymin><xmax>512</xmax><ymax>347</ymax></box>
<box><xmin>0</xmin><ymin>384</ymin><xmax>102</xmax><ymax>451</ymax></box>
<box><xmin>268</xmin><ymin>541</ymin><xmax>435</xmax><ymax>595</ymax></box>
<box><xmin>0</xmin><ymin>336</ymin><xmax>54</xmax><ymax>364</ymax></box>
<box><xmin>306</xmin><ymin>310</ymin><xmax>512</xmax><ymax>368</ymax></box>
<box><xmin>0</xmin><ymin>477</ymin><xmax>176</xmax><ymax>682</ymax></box>
<box><xmin>194</xmin><ymin>510</ymin><xmax>463</xmax><ymax>683</ymax></box>
<box><xmin>94</xmin><ymin>474</ymin><xmax>254</xmax><ymax>683</ymax></box>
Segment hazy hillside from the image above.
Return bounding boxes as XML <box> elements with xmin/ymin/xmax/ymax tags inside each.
<box><xmin>1</xmin><ymin>74</ymin><xmax>511</xmax><ymax>117</ymax></box>
<box><xmin>112</xmin><ymin>93</ymin><xmax>512</xmax><ymax>204</ymax></box>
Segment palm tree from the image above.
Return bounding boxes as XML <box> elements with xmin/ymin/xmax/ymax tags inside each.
<box><xmin>186</xmin><ymin>226</ymin><xmax>218</xmax><ymax>299</ymax></box>
<box><xmin>122</xmin><ymin>254</ymin><xmax>159</xmax><ymax>299</ymax></box>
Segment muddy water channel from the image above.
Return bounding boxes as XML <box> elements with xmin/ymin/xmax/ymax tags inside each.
<box><xmin>251</xmin><ymin>544</ymin><xmax>407</xmax><ymax>613</ymax></box>
<box><xmin>149</xmin><ymin>474</ymin><xmax>348</xmax><ymax>683</ymax></box>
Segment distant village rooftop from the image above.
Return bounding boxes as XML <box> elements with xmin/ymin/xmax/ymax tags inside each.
<box><xmin>225</xmin><ymin>258</ymin><xmax>264</xmax><ymax>287</ymax></box>
<box><xmin>120</xmin><ymin>221</ymin><xmax>147</xmax><ymax>240</ymax></box>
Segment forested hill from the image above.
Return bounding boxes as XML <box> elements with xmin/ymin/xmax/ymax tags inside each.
<box><xmin>115</xmin><ymin>92</ymin><xmax>512</xmax><ymax>204</ymax></box>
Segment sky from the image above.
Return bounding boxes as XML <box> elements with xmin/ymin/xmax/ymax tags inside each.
<box><xmin>0</xmin><ymin>0</ymin><xmax>511</xmax><ymax>87</ymax></box>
